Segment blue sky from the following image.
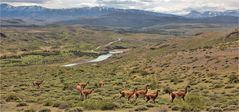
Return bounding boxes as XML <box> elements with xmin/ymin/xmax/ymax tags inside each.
<box><xmin>2</xmin><ymin>0</ymin><xmax>239</xmax><ymax>14</ymax></box>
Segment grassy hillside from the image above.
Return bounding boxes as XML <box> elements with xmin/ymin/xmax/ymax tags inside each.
<box><xmin>0</xmin><ymin>26</ymin><xmax>238</xmax><ymax>112</ymax></box>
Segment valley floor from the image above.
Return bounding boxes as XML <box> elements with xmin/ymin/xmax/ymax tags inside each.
<box><xmin>0</xmin><ymin>25</ymin><xmax>238</xmax><ymax>112</ymax></box>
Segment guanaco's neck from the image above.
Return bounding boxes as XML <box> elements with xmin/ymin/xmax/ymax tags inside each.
<box><xmin>155</xmin><ymin>90</ymin><xmax>159</xmax><ymax>97</ymax></box>
<box><xmin>145</xmin><ymin>86</ymin><xmax>148</xmax><ymax>93</ymax></box>
<box><xmin>185</xmin><ymin>87</ymin><xmax>188</xmax><ymax>94</ymax></box>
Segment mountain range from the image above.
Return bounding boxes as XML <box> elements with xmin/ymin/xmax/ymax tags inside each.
<box><xmin>0</xmin><ymin>3</ymin><xmax>238</xmax><ymax>29</ymax></box>
<box><xmin>185</xmin><ymin>10</ymin><xmax>239</xmax><ymax>18</ymax></box>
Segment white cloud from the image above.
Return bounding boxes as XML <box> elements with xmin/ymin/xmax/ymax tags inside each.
<box><xmin>3</xmin><ymin>0</ymin><xmax>239</xmax><ymax>14</ymax></box>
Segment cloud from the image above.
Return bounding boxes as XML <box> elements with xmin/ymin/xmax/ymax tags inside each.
<box><xmin>1</xmin><ymin>0</ymin><xmax>50</xmax><ymax>3</ymax></box>
<box><xmin>2</xmin><ymin>0</ymin><xmax>239</xmax><ymax>14</ymax></box>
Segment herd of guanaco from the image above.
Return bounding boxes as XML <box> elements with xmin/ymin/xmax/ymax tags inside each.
<box><xmin>32</xmin><ymin>80</ymin><xmax>190</xmax><ymax>103</ymax></box>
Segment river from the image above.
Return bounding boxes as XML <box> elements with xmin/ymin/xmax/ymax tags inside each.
<box><xmin>63</xmin><ymin>38</ymin><xmax>124</xmax><ymax>67</ymax></box>
<box><xmin>63</xmin><ymin>49</ymin><xmax>125</xmax><ymax>67</ymax></box>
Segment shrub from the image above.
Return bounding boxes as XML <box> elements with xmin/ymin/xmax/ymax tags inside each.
<box><xmin>224</xmin><ymin>85</ymin><xmax>235</xmax><ymax>89</ymax></box>
<box><xmin>100</xmin><ymin>103</ymin><xmax>118</xmax><ymax>110</ymax></box>
<box><xmin>16</xmin><ymin>102</ymin><xmax>28</xmax><ymax>107</ymax></box>
<box><xmin>53</xmin><ymin>102</ymin><xmax>70</xmax><ymax>109</ymax></box>
<box><xmin>134</xmin><ymin>106</ymin><xmax>148</xmax><ymax>111</ymax></box>
<box><xmin>66</xmin><ymin>107</ymin><xmax>83</xmax><ymax>112</ymax></box>
<box><xmin>43</xmin><ymin>100</ymin><xmax>53</xmax><ymax>106</ymax></box>
<box><xmin>5</xmin><ymin>94</ymin><xmax>21</xmax><ymax>102</ymax></box>
<box><xmin>212</xmin><ymin>84</ymin><xmax>224</xmax><ymax>88</ymax></box>
<box><xmin>24</xmin><ymin>109</ymin><xmax>35</xmax><ymax>112</ymax></box>
<box><xmin>0</xmin><ymin>100</ymin><xmax>6</xmax><ymax>104</ymax></box>
<box><xmin>145</xmin><ymin>104</ymin><xmax>155</xmax><ymax>107</ymax></box>
<box><xmin>174</xmin><ymin>94</ymin><xmax>206</xmax><ymax>111</ymax></box>
<box><xmin>163</xmin><ymin>87</ymin><xmax>172</xmax><ymax>94</ymax></box>
<box><xmin>171</xmin><ymin>105</ymin><xmax>180</xmax><ymax>111</ymax></box>
<box><xmin>21</xmin><ymin>55</ymin><xmax>43</xmax><ymax>65</ymax></box>
<box><xmin>223</xmin><ymin>105</ymin><xmax>238</xmax><ymax>111</ymax></box>
<box><xmin>228</xmin><ymin>74</ymin><xmax>239</xmax><ymax>83</ymax></box>
<box><xmin>38</xmin><ymin>108</ymin><xmax>51</xmax><ymax>112</ymax></box>
<box><xmin>208</xmin><ymin>107</ymin><xmax>223</xmax><ymax>112</ymax></box>
<box><xmin>58</xmin><ymin>102</ymin><xmax>70</xmax><ymax>109</ymax></box>
<box><xmin>77</xmin><ymin>99</ymin><xmax>117</xmax><ymax>110</ymax></box>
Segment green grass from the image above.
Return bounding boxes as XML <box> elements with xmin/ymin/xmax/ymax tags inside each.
<box><xmin>1</xmin><ymin>26</ymin><xmax>239</xmax><ymax>111</ymax></box>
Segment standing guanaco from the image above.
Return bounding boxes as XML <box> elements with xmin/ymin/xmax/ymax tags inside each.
<box><xmin>81</xmin><ymin>88</ymin><xmax>94</xmax><ymax>99</ymax></box>
<box><xmin>135</xmin><ymin>85</ymin><xmax>149</xmax><ymax>100</ymax></box>
<box><xmin>76</xmin><ymin>84</ymin><xmax>83</xmax><ymax>96</ymax></box>
<box><xmin>170</xmin><ymin>85</ymin><xmax>190</xmax><ymax>102</ymax></box>
<box><xmin>78</xmin><ymin>81</ymin><xmax>89</xmax><ymax>89</ymax></box>
<box><xmin>145</xmin><ymin>90</ymin><xmax>160</xmax><ymax>103</ymax></box>
<box><xmin>98</xmin><ymin>80</ymin><xmax>104</xmax><ymax>88</ymax></box>
<box><xmin>33</xmin><ymin>80</ymin><xmax>43</xmax><ymax>88</ymax></box>
<box><xmin>119</xmin><ymin>88</ymin><xmax>137</xmax><ymax>101</ymax></box>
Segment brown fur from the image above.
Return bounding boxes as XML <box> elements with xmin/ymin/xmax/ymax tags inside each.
<box><xmin>170</xmin><ymin>86</ymin><xmax>190</xmax><ymax>102</ymax></box>
<box><xmin>145</xmin><ymin>90</ymin><xmax>160</xmax><ymax>103</ymax></box>
<box><xmin>81</xmin><ymin>89</ymin><xmax>94</xmax><ymax>99</ymax></box>
<box><xmin>78</xmin><ymin>81</ymin><xmax>89</xmax><ymax>89</ymax></box>
<box><xmin>98</xmin><ymin>80</ymin><xmax>104</xmax><ymax>87</ymax></box>
<box><xmin>76</xmin><ymin>84</ymin><xmax>83</xmax><ymax>96</ymax></box>
<box><xmin>120</xmin><ymin>88</ymin><xmax>137</xmax><ymax>101</ymax></box>
<box><xmin>33</xmin><ymin>80</ymin><xmax>43</xmax><ymax>88</ymax></box>
<box><xmin>135</xmin><ymin>85</ymin><xmax>149</xmax><ymax>100</ymax></box>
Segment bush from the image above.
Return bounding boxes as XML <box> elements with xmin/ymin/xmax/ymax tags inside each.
<box><xmin>134</xmin><ymin>106</ymin><xmax>148</xmax><ymax>111</ymax></box>
<box><xmin>77</xmin><ymin>99</ymin><xmax>117</xmax><ymax>110</ymax></box>
<box><xmin>171</xmin><ymin>105</ymin><xmax>180</xmax><ymax>111</ymax></box>
<box><xmin>53</xmin><ymin>102</ymin><xmax>70</xmax><ymax>109</ymax></box>
<box><xmin>58</xmin><ymin>103</ymin><xmax>70</xmax><ymax>109</ymax></box>
<box><xmin>0</xmin><ymin>100</ymin><xmax>6</xmax><ymax>104</ymax></box>
<box><xmin>43</xmin><ymin>100</ymin><xmax>53</xmax><ymax>106</ymax></box>
<box><xmin>38</xmin><ymin>108</ymin><xmax>51</xmax><ymax>112</ymax></box>
<box><xmin>16</xmin><ymin>102</ymin><xmax>28</xmax><ymax>107</ymax></box>
<box><xmin>163</xmin><ymin>87</ymin><xmax>172</xmax><ymax>94</ymax></box>
<box><xmin>100</xmin><ymin>103</ymin><xmax>117</xmax><ymax>110</ymax></box>
<box><xmin>228</xmin><ymin>74</ymin><xmax>239</xmax><ymax>83</ymax></box>
<box><xmin>21</xmin><ymin>55</ymin><xmax>43</xmax><ymax>65</ymax></box>
<box><xmin>66</xmin><ymin>107</ymin><xmax>83</xmax><ymax>112</ymax></box>
<box><xmin>208</xmin><ymin>107</ymin><xmax>223</xmax><ymax>112</ymax></box>
<box><xmin>173</xmin><ymin>94</ymin><xmax>206</xmax><ymax>111</ymax></box>
<box><xmin>5</xmin><ymin>94</ymin><xmax>21</xmax><ymax>102</ymax></box>
<box><xmin>24</xmin><ymin>109</ymin><xmax>35</xmax><ymax>112</ymax></box>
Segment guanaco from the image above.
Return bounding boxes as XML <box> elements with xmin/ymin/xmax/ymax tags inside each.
<box><xmin>81</xmin><ymin>88</ymin><xmax>94</xmax><ymax>99</ymax></box>
<box><xmin>170</xmin><ymin>85</ymin><xmax>190</xmax><ymax>102</ymax></box>
<box><xmin>119</xmin><ymin>88</ymin><xmax>137</xmax><ymax>101</ymax></box>
<box><xmin>76</xmin><ymin>84</ymin><xmax>83</xmax><ymax>96</ymax></box>
<box><xmin>135</xmin><ymin>85</ymin><xmax>149</xmax><ymax>100</ymax></box>
<box><xmin>145</xmin><ymin>90</ymin><xmax>160</xmax><ymax>103</ymax></box>
<box><xmin>33</xmin><ymin>80</ymin><xmax>43</xmax><ymax>88</ymax></box>
<box><xmin>78</xmin><ymin>81</ymin><xmax>89</xmax><ymax>89</ymax></box>
<box><xmin>98</xmin><ymin>80</ymin><xmax>104</xmax><ymax>87</ymax></box>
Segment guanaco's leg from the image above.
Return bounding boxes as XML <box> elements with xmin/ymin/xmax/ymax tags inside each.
<box><xmin>146</xmin><ymin>96</ymin><xmax>150</xmax><ymax>102</ymax></box>
<box><xmin>135</xmin><ymin>94</ymin><xmax>139</xmax><ymax>100</ymax></box>
<box><xmin>182</xmin><ymin>95</ymin><xmax>185</xmax><ymax>101</ymax></box>
<box><xmin>171</xmin><ymin>94</ymin><xmax>175</xmax><ymax>102</ymax></box>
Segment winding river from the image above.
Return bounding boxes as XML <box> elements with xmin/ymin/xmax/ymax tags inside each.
<box><xmin>63</xmin><ymin>38</ymin><xmax>124</xmax><ymax>67</ymax></box>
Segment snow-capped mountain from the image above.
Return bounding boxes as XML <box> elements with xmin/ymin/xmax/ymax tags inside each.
<box><xmin>0</xmin><ymin>3</ymin><xmax>175</xmax><ymax>19</ymax></box>
<box><xmin>186</xmin><ymin>10</ymin><xmax>239</xmax><ymax>18</ymax></box>
<box><xmin>0</xmin><ymin>3</ymin><xmax>238</xmax><ymax>28</ymax></box>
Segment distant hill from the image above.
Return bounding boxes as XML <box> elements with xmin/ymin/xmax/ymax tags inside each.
<box><xmin>0</xmin><ymin>3</ymin><xmax>175</xmax><ymax>20</ymax></box>
<box><xmin>1</xmin><ymin>3</ymin><xmax>238</xmax><ymax>29</ymax></box>
<box><xmin>185</xmin><ymin>10</ymin><xmax>239</xmax><ymax>18</ymax></box>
